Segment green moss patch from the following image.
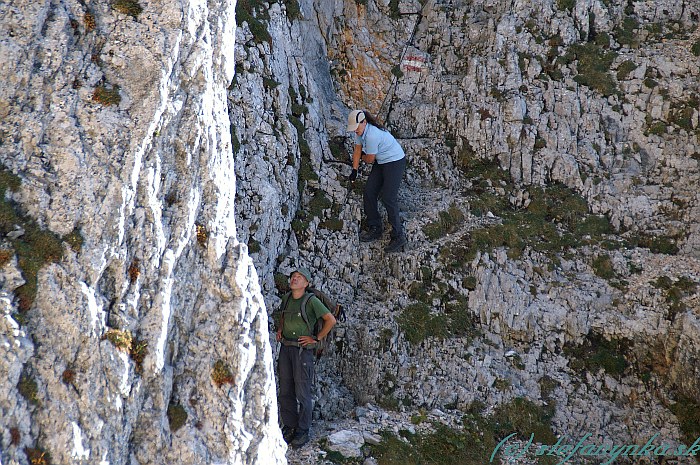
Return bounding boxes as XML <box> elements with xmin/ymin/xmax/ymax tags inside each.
<box><xmin>564</xmin><ymin>333</ymin><xmax>629</xmax><ymax>377</ymax></box>
<box><xmin>283</xmin><ymin>0</ymin><xmax>301</xmax><ymax>20</ymax></box>
<box><xmin>669</xmin><ymin>397</ymin><xmax>700</xmax><ymax>448</ymax></box>
<box><xmin>212</xmin><ymin>360</ymin><xmax>235</xmax><ymax>387</ymax></box>
<box><xmin>112</xmin><ymin>0</ymin><xmax>142</xmax><ymax>18</ymax></box>
<box><xmin>668</xmin><ymin>96</ymin><xmax>698</xmax><ymax>132</ymax></box>
<box><xmin>444</xmin><ymin>296</ymin><xmax>479</xmax><ymax>339</ymax></box>
<box><xmin>18</xmin><ymin>373</ymin><xmax>40</xmax><ymax>406</ymax></box>
<box><xmin>63</xmin><ymin>227</ymin><xmax>84</xmax><ymax>252</ymax></box>
<box><xmin>556</xmin><ymin>0</ymin><xmax>574</xmax><ymax>12</ymax></box>
<box><xmin>646</xmin><ymin>119</ymin><xmax>667</xmax><ymax>136</ymax></box>
<box><xmin>328</xmin><ymin>136</ymin><xmax>347</xmax><ymax>162</ymax></box>
<box><xmin>236</xmin><ymin>0</ymin><xmax>272</xmax><ymax>44</ymax></box>
<box><xmin>262</xmin><ymin>76</ymin><xmax>280</xmax><ymax>90</ymax></box>
<box><xmin>167</xmin><ymin>403</ymin><xmax>188</xmax><ymax>432</ymax></box>
<box><xmin>369</xmin><ymin>398</ymin><xmax>555</xmax><ymax>465</ymax></box>
<box><xmin>422</xmin><ymin>203</ymin><xmax>464</xmax><ymax>240</ymax></box>
<box><xmin>274</xmin><ymin>272</ymin><xmax>290</xmax><ymax>293</ymax></box>
<box><xmin>308</xmin><ymin>191</ymin><xmax>332</xmax><ymax>217</ymax></box>
<box><xmin>653</xmin><ymin>275</ymin><xmax>697</xmax><ymax>321</ymax></box>
<box><xmin>319</xmin><ymin>218</ymin><xmax>344</xmax><ymax>231</ymax></box>
<box><xmin>291</xmin><ymin>211</ymin><xmax>310</xmax><ymax>241</ymax></box>
<box><xmin>463</xmin><ymin>182</ymin><xmax>612</xmax><ymax>264</ymax></box>
<box><xmin>247</xmin><ymin>238</ymin><xmax>261</xmax><ymax>253</ymax></box>
<box><xmin>692</xmin><ymin>39</ymin><xmax>700</xmax><ymax>57</ymax></box>
<box><xmin>591</xmin><ymin>254</ymin><xmax>616</xmax><ymax>279</ymax></box>
<box><xmin>459</xmin><ymin>151</ymin><xmax>511</xmax><ymax>184</ymax></box>
<box><xmin>288</xmin><ymin>114</ymin><xmax>317</xmax><ymax>195</ymax></box>
<box><xmin>491</xmin><ymin>397</ymin><xmax>557</xmax><ymax>443</ymax></box>
<box><xmin>1</xmin><ymin>166</ymin><xmax>75</xmax><ymax>312</ymax></box>
<box><xmin>436</xmin><ymin>155</ymin><xmax>622</xmax><ymax>266</ymax></box>
<box><xmin>397</xmin><ymin>303</ymin><xmax>446</xmax><ymax>344</ymax></box>
<box><xmin>370</xmin><ymin>421</ymin><xmax>497</xmax><ymax>465</ymax></box>
<box><xmin>626</xmin><ymin>233</ymin><xmax>679</xmax><ymax>255</ymax></box>
<box><xmin>92</xmin><ymin>85</ymin><xmax>121</xmax><ymax>106</ymax></box>
<box><xmin>398</xmin><ymin>295</ymin><xmax>478</xmax><ymax>345</ymax></box>
<box><xmin>614</xmin><ymin>16</ymin><xmax>640</xmax><ymax>48</ymax></box>
<box><xmin>388</xmin><ymin>0</ymin><xmax>400</xmax><ymax>19</ymax></box>
<box><xmin>564</xmin><ymin>43</ymin><xmax>619</xmax><ymax>96</ymax></box>
<box><xmin>231</xmin><ymin>125</ymin><xmax>240</xmax><ymax>154</ymax></box>
<box><xmin>616</xmin><ymin>59</ymin><xmax>637</xmax><ymax>80</ymax></box>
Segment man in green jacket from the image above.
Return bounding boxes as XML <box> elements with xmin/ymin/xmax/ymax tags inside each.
<box><xmin>276</xmin><ymin>268</ymin><xmax>336</xmax><ymax>448</ymax></box>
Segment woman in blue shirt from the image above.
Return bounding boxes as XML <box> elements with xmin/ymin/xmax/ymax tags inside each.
<box><xmin>347</xmin><ymin>110</ymin><xmax>407</xmax><ymax>253</ymax></box>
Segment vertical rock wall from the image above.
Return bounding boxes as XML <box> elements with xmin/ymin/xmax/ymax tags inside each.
<box><xmin>0</xmin><ymin>0</ymin><xmax>285</xmax><ymax>464</ymax></box>
<box><xmin>229</xmin><ymin>0</ymin><xmax>700</xmax><ymax>454</ymax></box>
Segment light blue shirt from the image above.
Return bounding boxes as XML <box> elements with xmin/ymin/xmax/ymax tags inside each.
<box><xmin>353</xmin><ymin>124</ymin><xmax>405</xmax><ymax>164</ymax></box>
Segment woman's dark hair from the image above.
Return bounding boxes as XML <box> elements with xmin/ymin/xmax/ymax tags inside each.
<box><xmin>363</xmin><ymin>111</ymin><xmax>386</xmax><ymax>131</ymax></box>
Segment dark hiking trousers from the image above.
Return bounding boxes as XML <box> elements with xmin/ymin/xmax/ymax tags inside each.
<box><xmin>278</xmin><ymin>344</ymin><xmax>315</xmax><ymax>431</ymax></box>
<box><xmin>363</xmin><ymin>156</ymin><xmax>407</xmax><ymax>238</ymax></box>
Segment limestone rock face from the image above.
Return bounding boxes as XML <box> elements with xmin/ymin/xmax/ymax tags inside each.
<box><xmin>0</xmin><ymin>0</ymin><xmax>285</xmax><ymax>464</ymax></box>
<box><xmin>229</xmin><ymin>0</ymin><xmax>700</xmax><ymax>458</ymax></box>
<box><xmin>2</xmin><ymin>0</ymin><xmax>700</xmax><ymax>462</ymax></box>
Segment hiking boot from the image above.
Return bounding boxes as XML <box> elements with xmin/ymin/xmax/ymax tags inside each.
<box><xmin>384</xmin><ymin>235</ymin><xmax>407</xmax><ymax>253</ymax></box>
<box><xmin>359</xmin><ymin>226</ymin><xmax>383</xmax><ymax>242</ymax></box>
<box><xmin>290</xmin><ymin>429</ymin><xmax>309</xmax><ymax>448</ymax></box>
<box><xmin>281</xmin><ymin>426</ymin><xmax>295</xmax><ymax>444</ymax></box>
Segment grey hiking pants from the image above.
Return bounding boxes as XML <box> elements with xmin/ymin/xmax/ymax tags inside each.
<box><xmin>364</xmin><ymin>157</ymin><xmax>407</xmax><ymax>238</ymax></box>
<box><xmin>278</xmin><ymin>344</ymin><xmax>315</xmax><ymax>431</ymax></box>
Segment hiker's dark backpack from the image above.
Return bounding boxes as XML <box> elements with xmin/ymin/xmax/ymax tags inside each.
<box><xmin>280</xmin><ymin>287</ymin><xmax>345</xmax><ymax>358</ymax></box>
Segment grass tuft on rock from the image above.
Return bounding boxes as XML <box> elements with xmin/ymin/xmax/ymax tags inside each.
<box><xmin>653</xmin><ymin>275</ymin><xmax>697</xmax><ymax>321</ymax></box>
<box><xmin>1</xmin><ymin>165</ymin><xmax>68</xmax><ymax>312</ymax></box>
<box><xmin>669</xmin><ymin>397</ymin><xmax>700</xmax><ymax>448</ymax></box>
<box><xmin>422</xmin><ymin>203</ymin><xmax>464</xmax><ymax>240</ymax></box>
<box><xmin>564</xmin><ymin>43</ymin><xmax>619</xmax><ymax>96</ymax></box>
<box><xmin>564</xmin><ymin>333</ymin><xmax>629</xmax><ymax>376</ymax></box>
<box><xmin>491</xmin><ymin>397</ymin><xmax>557</xmax><ymax>443</ymax></box>
<box><xmin>18</xmin><ymin>373</ymin><xmax>40</xmax><ymax>406</ymax></box>
<box><xmin>104</xmin><ymin>329</ymin><xmax>133</xmax><ymax>352</ymax></box>
<box><xmin>556</xmin><ymin>0</ymin><xmax>574</xmax><ymax>12</ymax></box>
<box><xmin>236</xmin><ymin>0</ymin><xmax>272</xmax><ymax>44</ymax></box>
<box><xmin>112</xmin><ymin>0</ymin><xmax>142</xmax><ymax>18</ymax></box>
<box><xmin>369</xmin><ymin>397</ymin><xmax>556</xmax><ymax>465</ymax></box>
<box><xmin>283</xmin><ymin>0</ymin><xmax>302</xmax><ymax>20</ymax></box>
<box><xmin>130</xmin><ymin>337</ymin><xmax>148</xmax><ymax>370</ymax></box>
<box><xmin>92</xmin><ymin>85</ymin><xmax>121</xmax><ymax>106</ymax></box>
<box><xmin>592</xmin><ymin>254</ymin><xmax>616</xmax><ymax>280</ymax></box>
<box><xmin>10</xmin><ymin>427</ymin><xmax>20</xmax><ymax>445</ymax></box>
<box><xmin>437</xmin><ymin>155</ymin><xmax>620</xmax><ymax>266</ymax></box>
<box><xmin>616</xmin><ymin>59</ymin><xmax>637</xmax><ymax>80</ymax></box>
<box><xmin>63</xmin><ymin>228</ymin><xmax>83</xmax><ymax>252</ymax></box>
<box><xmin>212</xmin><ymin>360</ymin><xmax>235</xmax><ymax>387</ymax></box>
<box><xmin>196</xmin><ymin>223</ymin><xmax>208</xmax><ymax>246</ymax></box>
<box><xmin>692</xmin><ymin>39</ymin><xmax>700</xmax><ymax>57</ymax></box>
<box><xmin>25</xmin><ymin>447</ymin><xmax>51</xmax><ymax>465</ymax></box>
<box><xmin>62</xmin><ymin>368</ymin><xmax>76</xmax><ymax>386</ymax></box>
<box><xmin>398</xmin><ymin>295</ymin><xmax>479</xmax><ymax>345</ymax></box>
<box><xmin>84</xmin><ymin>12</ymin><xmax>96</xmax><ymax>31</ymax></box>
<box><xmin>626</xmin><ymin>233</ymin><xmax>679</xmax><ymax>255</ymax></box>
<box><xmin>168</xmin><ymin>403</ymin><xmax>188</xmax><ymax>432</ymax></box>
<box><xmin>397</xmin><ymin>303</ymin><xmax>446</xmax><ymax>344</ymax></box>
